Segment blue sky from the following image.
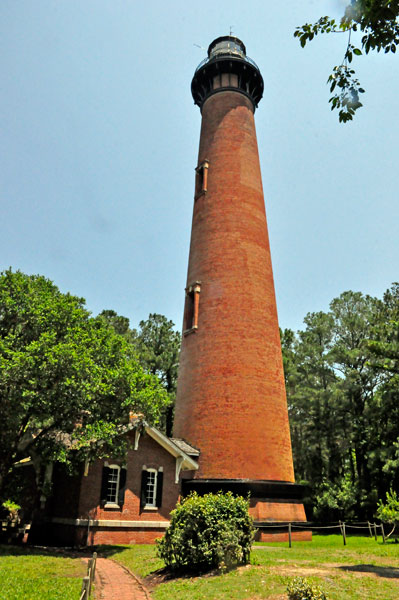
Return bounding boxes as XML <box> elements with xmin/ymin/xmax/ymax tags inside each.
<box><xmin>1</xmin><ymin>1</ymin><xmax>398</xmax><ymax>333</ymax></box>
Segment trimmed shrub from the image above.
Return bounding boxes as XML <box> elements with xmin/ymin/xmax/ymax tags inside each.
<box><xmin>157</xmin><ymin>491</ymin><xmax>254</xmax><ymax>572</ymax></box>
<box><xmin>287</xmin><ymin>577</ymin><xmax>328</xmax><ymax>600</ymax></box>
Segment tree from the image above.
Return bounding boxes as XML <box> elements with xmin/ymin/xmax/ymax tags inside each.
<box><xmin>328</xmin><ymin>291</ymin><xmax>383</xmax><ymax>505</ymax></box>
<box><xmin>0</xmin><ymin>269</ymin><xmax>169</xmax><ymax>500</ymax></box>
<box><xmin>97</xmin><ymin>309</ymin><xmax>137</xmax><ymax>345</ymax></box>
<box><xmin>282</xmin><ymin>312</ymin><xmax>352</xmax><ymax>518</ymax></box>
<box><xmin>283</xmin><ymin>290</ymin><xmax>389</xmax><ymax>519</ymax></box>
<box><xmin>367</xmin><ymin>283</ymin><xmax>399</xmax><ymax>372</ymax></box>
<box><xmin>96</xmin><ymin>311</ymin><xmax>181</xmax><ymax>435</ymax></box>
<box><xmin>295</xmin><ymin>1</ymin><xmax>399</xmax><ymax>121</ymax></box>
<box><xmin>376</xmin><ymin>489</ymin><xmax>399</xmax><ymax>538</ymax></box>
<box><xmin>366</xmin><ymin>283</ymin><xmax>399</xmax><ymax>494</ymax></box>
<box><xmin>136</xmin><ymin>314</ymin><xmax>181</xmax><ymax>435</ymax></box>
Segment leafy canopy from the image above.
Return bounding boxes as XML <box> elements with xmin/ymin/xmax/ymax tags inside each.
<box><xmin>282</xmin><ymin>285</ymin><xmax>399</xmax><ymax>520</ymax></box>
<box><xmin>136</xmin><ymin>313</ymin><xmax>181</xmax><ymax>435</ymax></box>
<box><xmin>295</xmin><ymin>1</ymin><xmax>399</xmax><ymax>122</ymax></box>
<box><xmin>97</xmin><ymin>311</ymin><xmax>181</xmax><ymax>436</ymax></box>
<box><xmin>0</xmin><ymin>269</ymin><xmax>169</xmax><ymax>493</ymax></box>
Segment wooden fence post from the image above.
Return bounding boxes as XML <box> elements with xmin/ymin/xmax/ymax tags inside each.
<box><xmin>80</xmin><ymin>576</ymin><xmax>90</xmax><ymax>600</ymax></box>
<box><xmin>87</xmin><ymin>558</ymin><xmax>92</xmax><ymax>577</ymax></box>
<box><xmin>92</xmin><ymin>552</ymin><xmax>97</xmax><ymax>581</ymax></box>
<box><xmin>373</xmin><ymin>522</ymin><xmax>377</xmax><ymax>541</ymax></box>
<box><xmin>381</xmin><ymin>523</ymin><xmax>386</xmax><ymax>544</ymax></box>
<box><xmin>288</xmin><ymin>522</ymin><xmax>292</xmax><ymax>548</ymax></box>
<box><xmin>368</xmin><ymin>521</ymin><xmax>372</xmax><ymax>537</ymax></box>
<box><xmin>340</xmin><ymin>521</ymin><xmax>346</xmax><ymax>546</ymax></box>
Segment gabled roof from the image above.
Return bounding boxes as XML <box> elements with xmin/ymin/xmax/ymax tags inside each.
<box><xmin>125</xmin><ymin>419</ymin><xmax>199</xmax><ymax>474</ymax></box>
<box><xmin>14</xmin><ymin>418</ymin><xmax>200</xmax><ymax>478</ymax></box>
<box><xmin>145</xmin><ymin>427</ymin><xmax>199</xmax><ymax>471</ymax></box>
<box><xmin>169</xmin><ymin>438</ymin><xmax>200</xmax><ymax>457</ymax></box>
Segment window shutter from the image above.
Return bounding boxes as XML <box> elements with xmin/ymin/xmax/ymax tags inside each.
<box><xmin>156</xmin><ymin>471</ymin><xmax>163</xmax><ymax>508</ymax></box>
<box><xmin>100</xmin><ymin>466</ymin><xmax>110</xmax><ymax>505</ymax></box>
<box><xmin>140</xmin><ymin>470</ymin><xmax>148</xmax><ymax>510</ymax></box>
<box><xmin>118</xmin><ymin>467</ymin><xmax>127</xmax><ymax>506</ymax></box>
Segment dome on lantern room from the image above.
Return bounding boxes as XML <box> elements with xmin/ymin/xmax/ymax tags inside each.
<box><xmin>208</xmin><ymin>36</ymin><xmax>246</xmax><ymax>59</ymax></box>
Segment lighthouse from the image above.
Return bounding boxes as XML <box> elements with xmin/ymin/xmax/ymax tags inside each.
<box><xmin>172</xmin><ymin>36</ymin><xmax>308</xmax><ymax>539</ymax></box>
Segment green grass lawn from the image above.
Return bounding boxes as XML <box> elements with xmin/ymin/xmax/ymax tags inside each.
<box><xmin>2</xmin><ymin>536</ymin><xmax>398</xmax><ymax>599</ymax></box>
<box><xmin>0</xmin><ymin>545</ymin><xmax>86</xmax><ymax>600</ymax></box>
<box><xmin>99</xmin><ymin>534</ymin><xmax>399</xmax><ymax>599</ymax></box>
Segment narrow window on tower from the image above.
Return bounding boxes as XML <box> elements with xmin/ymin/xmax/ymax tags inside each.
<box><xmin>195</xmin><ymin>160</ymin><xmax>209</xmax><ymax>200</ymax></box>
<box><xmin>183</xmin><ymin>282</ymin><xmax>201</xmax><ymax>335</ymax></box>
<box><xmin>212</xmin><ymin>74</ymin><xmax>221</xmax><ymax>89</ymax></box>
<box><xmin>221</xmin><ymin>73</ymin><xmax>230</xmax><ymax>87</ymax></box>
<box><xmin>230</xmin><ymin>73</ymin><xmax>238</xmax><ymax>87</ymax></box>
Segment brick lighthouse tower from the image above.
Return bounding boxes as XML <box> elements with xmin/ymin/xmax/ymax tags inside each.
<box><xmin>173</xmin><ymin>36</ymin><xmax>308</xmax><ymax>538</ymax></box>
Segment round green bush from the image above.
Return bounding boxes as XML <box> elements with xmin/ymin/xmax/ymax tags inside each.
<box><xmin>157</xmin><ymin>491</ymin><xmax>254</xmax><ymax>572</ymax></box>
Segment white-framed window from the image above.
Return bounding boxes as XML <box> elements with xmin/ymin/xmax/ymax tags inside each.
<box><xmin>101</xmin><ymin>463</ymin><xmax>127</xmax><ymax>508</ymax></box>
<box><xmin>145</xmin><ymin>468</ymin><xmax>157</xmax><ymax>507</ymax></box>
<box><xmin>140</xmin><ymin>466</ymin><xmax>163</xmax><ymax>510</ymax></box>
<box><xmin>106</xmin><ymin>464</ymin><xmax>120</xmax><ymax>505</ymax></box>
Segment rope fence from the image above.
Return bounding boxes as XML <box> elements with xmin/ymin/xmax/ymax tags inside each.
<box><xmin>255</xmin><ymin>520</ymin><xmax>387</xmax><ymax>547</ymax></box>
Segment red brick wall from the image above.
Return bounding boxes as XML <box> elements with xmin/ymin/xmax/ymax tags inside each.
<box><xmin>42</xmin><ymin>431</ymin><xmax>182</xmax><ymax>545</ymax></box>
<box><xmin>173</xmin><ymin>90</ymin><xmax>295</xmax><ymax>483</ymax></box>
<box><xmin>249</xmin><ymin>499</ymin><xmax>307</xmax><ymax>522</ymax></box>
<box><xmin>87</xmin><ymin>527</ymin><xmax>165</xmax><ymax>546</ymax></box>
<box><xmin>78</xmin><ymin>432</ymin><xmax>180</xmax><ymax>522</ymax></box>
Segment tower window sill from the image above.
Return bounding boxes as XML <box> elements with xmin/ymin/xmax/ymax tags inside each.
<box><xmin>194</xmin><ymin>190</ymin><xmax>207</xmax><ymax>201</ymax></box>
<box><xmin>183</xmin><ymin>326</ymin><xmax>198</xmax><ymax>336</ymax></box>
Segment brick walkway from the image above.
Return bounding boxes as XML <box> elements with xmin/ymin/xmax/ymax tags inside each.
<box><xmin>93</xmin><ymin>557</ymin><xmax>151</xmax><ymax>600</ymax></box>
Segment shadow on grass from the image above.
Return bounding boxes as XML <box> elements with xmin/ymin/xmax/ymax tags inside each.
<box><xmin>144</xmin><ymin>564</ymin><xmax>234</xmax><ymax>586</ymax></box>
<box><xmin>0</xmin><ymin>543</ymin><xmax>91</xmax><ymax>559</ymax></box>
<box><xmin>338</xmin><ymin>564</ymin><xmax>399</xmax><ymax>579</ymax></box>
<box><xmin>92</xmin><ymin>544</ymin><xmax>240</xmax><ymax>584</ymax></box>
<box><xmin>0</xmin><ymin>543</ymin><xmax>151</xmax><ymax>558</ymax></box>
<box><xmin>92</xmin><ymin>544</ymin><xmax>131</xmax><ymax>557</ymax></box>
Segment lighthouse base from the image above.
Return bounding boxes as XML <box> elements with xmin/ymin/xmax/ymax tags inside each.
<box><xmin>255</xmin><ymin>528</ymin><xmax>312</xmax><ymax>543</ymax></box>
<box><xmin>251</xmin><ymin>497</ymin><xmax>311</xmax><ymax>542</ymax></box>
<box><xmin>181</xmin><ymin>479</ymin><xmax>311</xmax><ymax>542</ymax></box>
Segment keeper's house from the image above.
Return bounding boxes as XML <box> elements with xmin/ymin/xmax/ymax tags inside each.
<box><xmin>40</xmin><ymin>420</ymin><xmax>199</xmax><ymax>545</ymax></box>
